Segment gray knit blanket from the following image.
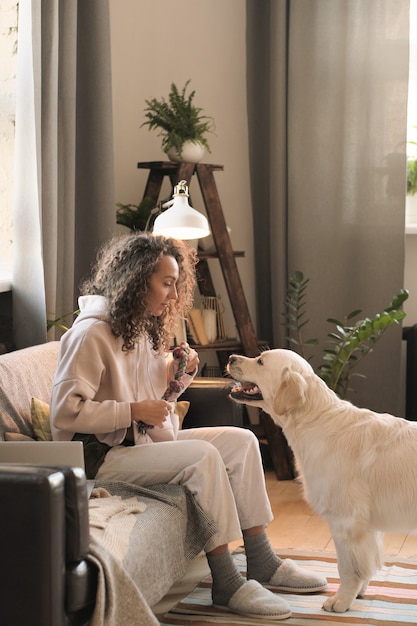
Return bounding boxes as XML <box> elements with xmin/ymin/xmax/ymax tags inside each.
<box><xmin>87</xmin><ymin>481</ymin><xmax>217</xmax><ymax>626</ymax></box>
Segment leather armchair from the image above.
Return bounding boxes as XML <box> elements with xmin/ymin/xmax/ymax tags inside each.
<box><xmin>0</xmin><ymin>464</ymin><xmax>98</xmax><ymax>626</ymax></box>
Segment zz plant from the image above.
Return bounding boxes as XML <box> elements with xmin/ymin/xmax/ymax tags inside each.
<box><xmin>282</xmin><ymin>271</ymin><xmax>318</xmax><ymax>361</ymax></box>
<box><xmin>282</xmin><ymin>271</ymin><xmax>408</xmax><ymax>398</ymax></box>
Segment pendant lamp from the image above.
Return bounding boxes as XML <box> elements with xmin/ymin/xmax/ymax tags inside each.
<box><xmin>152</xmin><ymin>180</ymin><xmax>210</xmax><ymax>240</ymax></box>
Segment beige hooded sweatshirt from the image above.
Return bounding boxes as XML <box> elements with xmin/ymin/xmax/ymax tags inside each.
<box><xmin>50</xmin><ymin>295</ymin><xmax>195</xmax><ymax>446</ymax></box>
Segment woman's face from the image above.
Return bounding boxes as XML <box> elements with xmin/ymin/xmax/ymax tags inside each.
<box><xmin>147</xmin><ymin>254</ymin><xmax>179</xmax><ymax>316</ymax></box>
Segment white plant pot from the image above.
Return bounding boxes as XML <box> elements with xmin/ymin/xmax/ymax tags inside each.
<box><xmin>167</xmin><ymin>141</ymin><xmax>205</xmax><ymax>163</ymax></box>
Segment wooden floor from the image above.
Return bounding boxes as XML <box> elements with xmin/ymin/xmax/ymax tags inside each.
<box><xmin>252</xmin><ymin>470</ymin><xmax>417</xmax><ymax>559</ymax></box>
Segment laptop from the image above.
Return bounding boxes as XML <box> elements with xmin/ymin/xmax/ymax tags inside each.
<box><xmin>0</xmin><ymin>440</ymin><xmax>85</xmax><ymax>469</ymax></box>
<box><xmin>0</xmin><ymin>441</ymin><xmax>96</xmax><ymax>497</ymax></box>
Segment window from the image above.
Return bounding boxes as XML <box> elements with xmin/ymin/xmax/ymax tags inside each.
<box><xmin>406</xmin><ymin>0</ymin><xmax>417</xmax><ymax>226</ymax></box>
<box><xmin>408</xmin><ymin>0</ymin><xmax>417</xmax><ymax>151</ymax></box>
<box><xmin>0</xmin><ymin>0</ymin><xmax>18</xmax><ymax>278</ymax></box>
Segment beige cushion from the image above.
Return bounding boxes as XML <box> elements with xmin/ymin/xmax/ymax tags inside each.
<box><xmin>4</xmin><ymin>432</ymin><xmax>35</xmax><ymax>441</ymax></box>
<box><xmin>31</xmin><ymin>397</ymin><xmax>52</xmax><ymax>441</ymax></box>
<box><xmin>176</xmin><ymin>401</ymin><xmax>190</xmax><ymax>429</ymax></box>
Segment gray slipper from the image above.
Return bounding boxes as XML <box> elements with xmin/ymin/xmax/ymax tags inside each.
<box><xmin>266</xmin><ymin>559</ymin><xmax>328</xmax><ymax>593</ymax></box>
<box><xmin>214</xmin><ymin>579</ymin><xmax>292</xmax><ymax>620</ymax></box>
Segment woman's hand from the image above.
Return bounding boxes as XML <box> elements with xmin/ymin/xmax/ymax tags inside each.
<box><xmin>178</xmin><ymin>341</ymin><xmax>199</xmax><ymax>374</ymax></box>
<box><xmin>130</xmin><ymin>399</ymin><xmax>171</xmax><ymax>428</ymax></box>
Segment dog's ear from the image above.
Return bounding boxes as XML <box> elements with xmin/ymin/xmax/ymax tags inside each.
<box><xmin>273</xmin><ymin>368</ymin><xmax>308</xmax><ymax>414</ymax></box>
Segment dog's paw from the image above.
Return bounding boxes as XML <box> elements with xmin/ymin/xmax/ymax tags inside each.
<box><xmin>357</xmin><ymin>581</ymin><xmax>368</xmax><ymax>597</ymax></box>
<box><xmin>323</xmin><ymin>594</ymin><xmax>351</xmax><ymax>613</ymax></box>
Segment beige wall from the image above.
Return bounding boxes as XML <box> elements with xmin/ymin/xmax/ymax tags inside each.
<box><xmin>109</xmin><ymin>0</ymin><xmax>257</xmax><ymax>339</ymax></box>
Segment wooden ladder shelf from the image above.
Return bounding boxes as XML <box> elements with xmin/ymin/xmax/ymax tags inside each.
<box><xmin>137</xmin><ymin>161</ymin><xmax>261</xmax><ymax>358</ymax></box>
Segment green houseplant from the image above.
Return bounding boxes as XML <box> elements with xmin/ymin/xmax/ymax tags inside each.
<box><xmin>141</xmin><ymin>80</ymin><xmax>215</xmax><ymax>160</ymax></box>
<box><xmin>47</xmin><ymin>310</ymin><xmax>79</xmax><ymax>335</ymax></box>
<box><xmin>407</xmin><ymin>127</ymin><xmax>417</xmax><ymax>196</ymax></box>
<box><xmin>407</xmin><ymin>159</ymin><xmax>417</xmax><ymax>196</ymax></box>
<box><xmin>115</xmin><ymin>196</ymin><xmax>157</xmax><ymax>232</ymax></box>
<box><xmin>407</xmin><ymin>155</ymin><xmax>417</xmax><ymax>196</ymax></box>
<box><xmin>282</xmin><ymin>271</ymin><xmax>408</xmax><ymax>398</ymax></box>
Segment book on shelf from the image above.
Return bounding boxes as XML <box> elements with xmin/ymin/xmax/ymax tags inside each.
<box><xmin>188</xmin><ymin>308</ymin><xmax>209</xmax><ymax>345</ymax></box>
<box><xmin>174</xmin><ymin>316</ymin><xmax>187</xmax><ymax>345</ymax></box>
<box><xmin>185</xmin><ymin>316</ymin><xmax>198</xmax><ymax>345</ymax></box>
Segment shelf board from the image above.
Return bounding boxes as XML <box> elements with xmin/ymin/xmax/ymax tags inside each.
<box><xmin>137</xmin><ymin>161</ymin><xmax>224</xmax><ymax>172</ymax></box>
<box><xmin>190</xmin><ymin>338</ymin><xmax>269</xmax><ymax>352</ymax></box>
<box><xmin>197</xmin><ymin>250</ymin><xmax>245</xmax><ymax>259</ymax></box>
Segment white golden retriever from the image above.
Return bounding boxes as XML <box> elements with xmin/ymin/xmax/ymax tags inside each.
<box><xmin>227</xmin><ymin>348</ymin><xmax>417</xmax><ymax>613</ymax></box>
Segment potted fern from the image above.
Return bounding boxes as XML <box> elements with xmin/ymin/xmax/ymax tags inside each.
<box><xmin>141</xmin><ymin>80</ymin><xmax>215</xmax><ymax>162</ymax></box>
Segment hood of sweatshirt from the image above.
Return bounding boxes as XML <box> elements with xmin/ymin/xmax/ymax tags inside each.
<box><xmin>73</xmin><ymin>295</ymin><xmax>110</xmax><ymax>326</ymax></box>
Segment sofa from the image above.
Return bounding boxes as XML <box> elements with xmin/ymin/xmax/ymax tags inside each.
<box><xmin>0</xmin><ymin>341</ymin><xmax>219</xmax><ymax>626</ymax></box>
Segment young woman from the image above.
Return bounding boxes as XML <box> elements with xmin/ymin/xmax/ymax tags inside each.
<box><xmin>50</xmin><ymin>233</ymin><xmax>327</xmax><ymax>620</ymax></box>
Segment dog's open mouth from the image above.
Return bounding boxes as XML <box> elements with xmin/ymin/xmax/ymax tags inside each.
<box><xmin>230</xmin><ymin>381</ymin><xmax>263</xmax><ymax>401</ymax></box>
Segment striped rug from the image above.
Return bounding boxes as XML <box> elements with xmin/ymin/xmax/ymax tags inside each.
<box><xmin>159</xmin><ymin>549</ymin><xmax>417</xmax><ymax>625</ymax></box>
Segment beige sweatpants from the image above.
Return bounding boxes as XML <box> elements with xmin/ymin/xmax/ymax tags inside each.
<box><xmin>96</xmin><ymin>426</ymin><xmax>273</xmax><ymax>552</ymax></box>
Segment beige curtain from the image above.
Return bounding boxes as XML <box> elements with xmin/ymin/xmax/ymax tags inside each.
<box><xmin>13</xmin><ymin>0</ymin><xmax>115</xmax><ymax>348</ymax></box>
<box><xmin>247</xmin><ymin>0</ymin><xmax>410</xmax><ymax>414</ymax></box>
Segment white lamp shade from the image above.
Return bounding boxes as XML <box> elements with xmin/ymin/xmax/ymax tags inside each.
<box><xmin>153</xmin><ymin>195</ymin><xmax>211</xmax><ymax>240</ymax></box>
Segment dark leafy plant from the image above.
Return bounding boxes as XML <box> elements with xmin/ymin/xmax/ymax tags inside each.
<box><xmin>116</xmin><ymin>196</ymin><xmax>157</xmax><ymax>232</ymax></box>
<box><xmin>318</xmin><ymin>290</ymin><xmax>408</xmax><ymax>397</ymax></box>
<box><xmin>281</xmin><ymin>271</ymin><xmax>318</xmax><ymax>361</ymax></box>
<box><xmin>141</xmin><ymin>80</ymin><xmax>215</xmax><ymax>155</ymax></box>
<box><xmin>283</xmin><ymin>271</ymin><xmax>409</xmax><ymax>398</ymax></box>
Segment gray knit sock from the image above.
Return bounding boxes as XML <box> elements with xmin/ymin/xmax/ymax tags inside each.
<box><xmin>244</xmin><ymin>532</ymin><xmax>283</xmax><ymax>582</ymax></box>
<box><xmin>207</xmin><ymin>552</ymin><xmax>245</xmax><ymax>606</ymax></box>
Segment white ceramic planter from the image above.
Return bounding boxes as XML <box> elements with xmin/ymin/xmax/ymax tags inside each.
<box><xmin>167</xmin><ymin>141</ymin><xmax>205</xmax><ymax>163</ymax></box>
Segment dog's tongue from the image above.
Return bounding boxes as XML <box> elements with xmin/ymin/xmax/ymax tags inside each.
<box><xmin>230</xmin><ymin>381</ymin><xmax>263</xmax><ymax>401</ymax></box>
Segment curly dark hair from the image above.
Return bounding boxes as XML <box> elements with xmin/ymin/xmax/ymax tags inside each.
<box><xmin>80</xmin><ymin>233</ymin><xmax>197</xmax><ymax>352</ymax></box>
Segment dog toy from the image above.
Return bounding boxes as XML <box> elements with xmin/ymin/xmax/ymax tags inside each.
<box><xmin>136</xmin><ymin>346</ymin><xmax>189</xmax><ymax>434</ymax></box>
<box><xmin>162</xmin><ymin>346</ymin><xmax>188</xmax><ymax>400</ymax></box>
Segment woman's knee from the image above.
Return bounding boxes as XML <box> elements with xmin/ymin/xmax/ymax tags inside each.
<box><xmin>166</xmin><ymin>438</ymin><xmax>223</xmax><ymax>469</ymax></box>
<box><xmin>191</xmin><ymin>439</ymin><xmax>223</xmax><ymax>465</ymax></box>
<box><xmin>230</xmin><ymin>426</ymin><xmax>259</xmax><ymax>449</ymax></box>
